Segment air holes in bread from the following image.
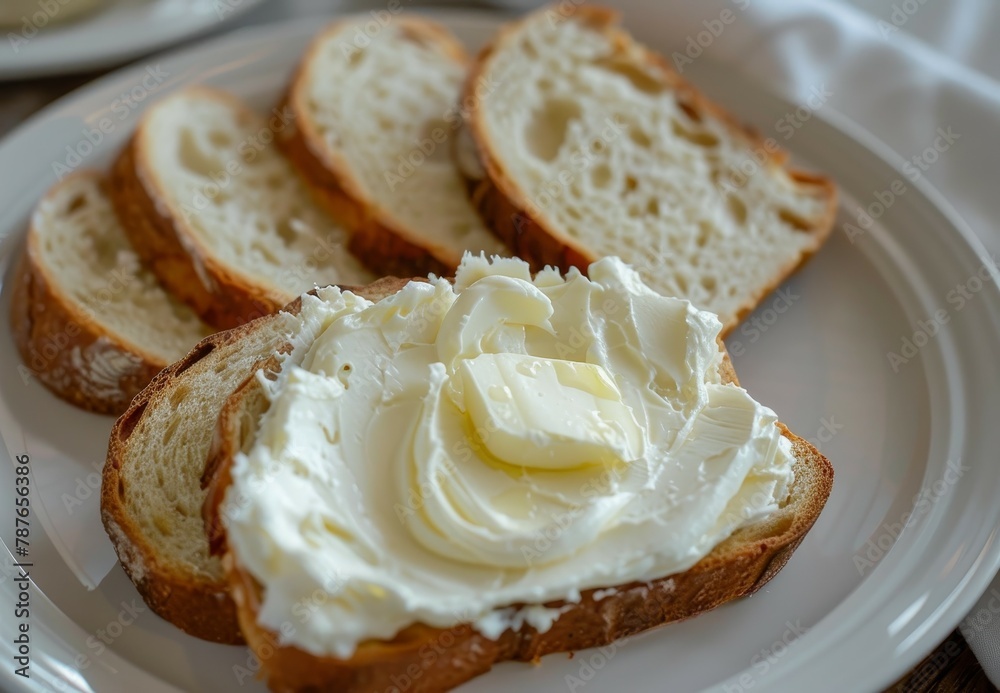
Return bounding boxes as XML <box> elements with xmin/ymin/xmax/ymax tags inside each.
<box><xmin>677</xmin><ymin>99</ymin><xmax>702</xmax><ymax>123</ymax></box>
<box><xmin>696</xmin><ymin>222</ymin><xmax>712</xmax><ymax>248</ymax></box>
<box><xmin>727</xmin><ymin>195</ymin><xmax>748</xmax><ymax>225</ymax></box>
<box><xmin>117</xmin><ymin>400</ymin><xmax>148</xmax><ymax>443</ymax></box>
<box><xmin>162</xmin><ymin>417</ymin><xmax>181</xmax><ymax>446</ymax></box>
<box><xmin>169</xmin><ymin>384</ymin><xmax>190</xmax><ymax>409</ymax></box>
<box><xmin>175</xmin><ymin>340</ymin><xmax>216</xmax><ymax>376</ymax></box>
<box><xmin>525</xmin><ymin>98</ymin><xmax>581</xmax><ymax>162</ymax></box>
<box><xmin>251</xmin><ymin>241</ymin><xmax>281</xmax><ymax>265</ymax></box>
<box><xmin>592</xmin><ymin>56</ymin><xmax>664</xmax><ymax>95</ymax></box>
<box><xmin>208</xmin><ymin>130</ymin><xmax>232</xmax><ymax>149</ymax></box>
<box><xmin>671</xmin><ymin>120</ymin><xmax>719</xmax><ymax>148</ymax></box>
<box><xmin>778</xmin><ymin>208</ymin><xmax>812</xmax><ymax>231</ymax></box>
<box><xmin>66</xmin><ymin>194</ymin><xmax>86</xmax><ymax>214</ymax></box>
<box><xmin>153</xmin><ymin>514</ymin><xmax>172</xmax><ymax>536</ymax></box>
<box><xmin>420</xmin><ymin>118</ymin><xmax>452</xmax><ymax>163</ymax></box>
<box><xmin>590</xmin><ymin>164</ymin><xmax>612</xmax><ymax>189</ymax></box>
<box><xmin>628</xmin><ymin>128</ymin><xmax>652</xmax><ymax>148</ymax></box>
<box><xmin>178</xmin><ymin>129</ymin><xmax>223</xmax><ymax>177</ymax></box>
<box><xmin>275</xmin><ymin>219</ymin><xmax>298</xmax><ymax>247</ymax></box>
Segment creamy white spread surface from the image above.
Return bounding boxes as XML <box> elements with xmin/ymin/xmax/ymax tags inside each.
<box><xmin>225</xmin><ymin>254</ymin><xmax>794</xmax><ymax>657</ymax></box>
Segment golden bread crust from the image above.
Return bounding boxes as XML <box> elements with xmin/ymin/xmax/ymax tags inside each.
<box><xmin>459</xmin><ymin>6</ymin><xmax>837</xmax><ymax>337</ymax></box>
<box><xmin>9</xmin><ymin>172</ymin><xmax>167</xmax><ymax>415</ymax></box>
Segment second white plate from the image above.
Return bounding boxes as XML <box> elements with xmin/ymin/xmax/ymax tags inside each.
<box><xmin>0</xmin><ymin>0</ymin><xmax>267</xmax><ymax>79</ymax></box>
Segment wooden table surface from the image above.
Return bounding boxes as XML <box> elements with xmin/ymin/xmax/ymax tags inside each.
<box><xmin>887</xmin><ymin>630</ymin><xmax>994</xmax><ymax>692</ymax></box>
<box><xmin>1</xmin><ymin>10</ymin><xmax>996</xmax><ymax>693</ymax></box>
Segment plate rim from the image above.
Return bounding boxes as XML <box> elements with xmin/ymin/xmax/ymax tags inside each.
<box><xmin>0</xmin><ymin>10</ymin><xmax>997</xmax><ymax>693</ymax></box>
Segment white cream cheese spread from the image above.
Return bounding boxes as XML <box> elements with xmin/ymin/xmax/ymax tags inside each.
<box><xmin>224</xmin><ymin>254</ymin><xmax>794</xmax><ymax>658</ymax></box>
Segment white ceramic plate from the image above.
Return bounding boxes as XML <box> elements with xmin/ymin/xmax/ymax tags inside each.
<box><xmin>1</xmin><ymin>10</ymin><xmax>1000</xmax><ymax>693</ymax></box>
<box><xmin>0</xmin><ymin>0</ymin><xmax>267</xmax><ymax>80</ymax></box>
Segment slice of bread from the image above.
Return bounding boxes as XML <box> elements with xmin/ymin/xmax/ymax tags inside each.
<box><xmin>101</xmin><ymin>317</ymin><xmax>287</xmax><ymax>643</ymax></box>
<box><xmin>9</xmin><ymin>171</ymin><xmax>212</xmax><ymax>415</ymax></box>
<box><xmin>460</xmin><ymin>6</ymin><xmax>837</xmax><ymax>334</ymax></box>
<box><xmin>110</xmin><ymin>87</ymin><xmax>375</xmax><ymax>331</ymax></box>
<box><xmin>101</xmin><ymin>278</ymin><xmax>406</xmax><ymax>643</ymax></box>
<box><xmin>202</xmin><ymin>283</ymin><xmax>833</xmax><ymax>693</ymax></box>
<box><xmin>281</xmin><ymin>16</ymin><xmax>507</xmax><ymax>276</ymax></box>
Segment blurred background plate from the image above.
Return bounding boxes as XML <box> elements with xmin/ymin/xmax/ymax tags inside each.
<box><xmin>0</xmin><ymin>0</ymin><xmax>268</xmax><ymax>80</ymax></box>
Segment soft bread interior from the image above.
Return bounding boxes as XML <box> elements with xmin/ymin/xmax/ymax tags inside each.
<box><xmin>110</xmin><ymin>316</ymin><xmax>294</xmax><ymax>590</ymax></box>
<box><xmin>297</xmin><ymin>19</ymin><xmax>505</xmax><ymax>260</ymax></box>
<box><xmin>32</xmin><ymin>172</ymin><xmax>210</xmax><ymax>364</ymax></box>
<box><xmin>138</xmin><ymin>89</ymin><xmax>373</xmax><ymax>297</ymax></box>
<box><xmin>471</xmin><ymin>10</ymin><xmax>834</xmax><ymax>324</ymax></box>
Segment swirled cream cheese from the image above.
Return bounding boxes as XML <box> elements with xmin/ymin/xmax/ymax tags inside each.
<box><xmin>225</xmin><ymin>254</ymin><xmax>794</xmax><ymax>658</ymax></box>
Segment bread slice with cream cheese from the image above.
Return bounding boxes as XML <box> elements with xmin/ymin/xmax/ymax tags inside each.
<box><xmin>201</xmin><ymin>257</ymin><xmax>833</xmax><ymax>692</ymax></box>
<box><xmin>101</xmin><ymin>277</ymin><xmax>405</xmax><ymax>642</ymax></box>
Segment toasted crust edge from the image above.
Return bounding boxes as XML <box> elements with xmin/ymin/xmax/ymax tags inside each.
<box><xmin>281</xmin><ymin>17</ymin><xmax>470</xmax><ymax>275</ymax></box>
<box><xmin>231</xmin><ymin>436</ymin><xmax>827</xmax><ymax>693</ymax></box>
<box><xmin>101</xmin><ymin>278</ymin><xmax>408</xmax><ymax>644</ymax></box>
<box><xmin>109</xmin><ymin>90</ymin><xmax>293</xmax><ymax>331</ymax></box>
<box><xmin>9</xmin><ymin>172</ymin><xmax>167</xmax><ymax>415</ymax></box>
<box><xmin>101</xmin><ymin>323</ymin><xmax>266</xmax><ymax>644</ymax></box>
<box><xmin>459</xmin><ymin>5</ymin><xmax>838</xmax><ymax>336</ymax></box>
<box><xmin>203</xmin><ymin>286</ymin><xmax>833</xmax><ymax>692</ymax></box>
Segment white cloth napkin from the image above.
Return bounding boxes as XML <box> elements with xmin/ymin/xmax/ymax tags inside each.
<box><xmin>605</xmin><ymin>0</ymin><xmax>1000</xmax><ymax>682</ymax></box>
